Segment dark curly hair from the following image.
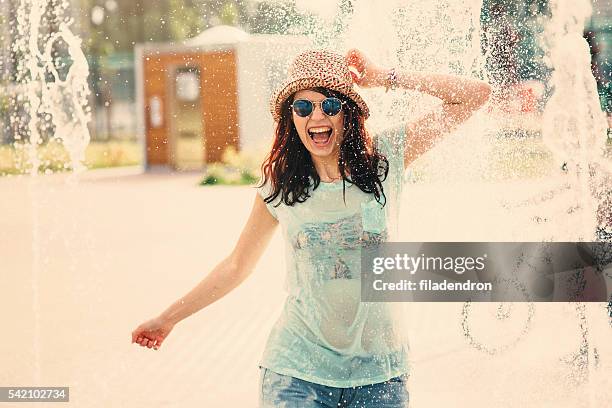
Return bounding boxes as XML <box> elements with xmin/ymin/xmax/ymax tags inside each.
<box><xmin>257</xmin><ymin>87</ymin><xmax>389</xmax><ymax>210</ymax></box>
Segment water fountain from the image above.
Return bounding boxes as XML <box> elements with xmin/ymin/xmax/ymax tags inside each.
<box><xmin>9</xmin><ymin>0</ymin><xmax>91</xmax><ymax>175</ymax></box>
<box><xmin>4</xmin><ymin>0</ymin><xmax>611</xmax><ymax>405</ymax></box>
<box><xmin>287</xmin><ymin>0</ymin><xmax>611</xmax><ymax>405</ymax></box>
<box><xmin>5</xmin><ymin>0</ymin><xmax>91</xmax><ymax>387</ymax></box>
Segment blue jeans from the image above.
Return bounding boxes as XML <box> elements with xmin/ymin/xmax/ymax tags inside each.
<box><xmin>259</xmin><ymin>367</ymin><xmax>410</xmax><ymax>408</ymax></box>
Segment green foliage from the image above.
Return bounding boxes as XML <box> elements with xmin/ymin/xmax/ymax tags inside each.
<box><xmin>249</xmin><ymin>1</ymin><xmax>311</xmax><ymax>35</ymax></box>
<box><xmin>0</xmin><ymin>140</ymin><xmax>71</xmax><ymax>175</ymax></box>
<box><xmin>167</xmin><ymin>0</ymin><xmax>207</xmax><ymax>41</ymax></box>
<box><xmin>220</xmin><ymin>2</ymin><xmax>238</xmax><ymax>26</ymax></box>
<box><xmin>200</xmin><ymin>145</ymin><xmax>266</xmax><ymax>186</ymax></box>
<box><xmin>0</xmin><ymin>92</ymin><xmax>9</xmax><ymax>120</ymax></box>
<box><xmin>200</xmin><ymin>162</ymin><xmax>257</xmax><ymax>185</ymax></box>
<box><xmin>85</xmin><ymin>141</ymin><xmax>142</xmax><ymax>168</ymax></box>
<box><xmin>0</xmin><ymin>140</ymin><xmax>142</xmax><ymax>176</ymax></box>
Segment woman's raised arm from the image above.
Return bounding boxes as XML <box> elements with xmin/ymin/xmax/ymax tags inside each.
<box><xmin>394</xmin><ymin>71</ymin><xmax>490</xmax><ymax>167</ymax></box>
<box><xmin>346</xmin><ymin>49</ymin><xmax>491</xmax><ymax>168</ymax></box>
<box><xmin>132</xmin><ymin>192</ymin><xmax>278</xmax><ymax>350</ymax></box>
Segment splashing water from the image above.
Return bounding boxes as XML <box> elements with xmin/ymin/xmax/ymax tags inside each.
<box><xmin>10</xmin><ymin>0</ymin><xmax>91</xmax><ymax>175</ymax></box>
<box><xmin>6</xmin><ymin>0</ymin><xmax>91</xmax><ymax>385</ymax></box>
<box><xmin>280</xmin><ymin>0</ymin><xmax>611</xmax><ymax>405</ymax></box>
<box><xmin>540</xmin><ymin>0</ymin><xmax>608</xmax><ymax>240</ymax></box>
<box><xmin>297</xmin><ymin>0</ymin><xmax>610</xmax><ymax>237</ymax></box>
<box><xmin>3</xmin><ymin>0</ymin><xmax>609</xmax><ymax>404</ymax></box>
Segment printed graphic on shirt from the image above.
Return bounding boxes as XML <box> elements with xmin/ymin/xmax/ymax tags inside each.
<box><xmin>292</xmin><ymin>209</ymin><xmax>388</xmax><ymax>282</ymax></box>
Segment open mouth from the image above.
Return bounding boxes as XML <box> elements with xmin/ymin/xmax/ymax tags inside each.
<box><xmin>308</xmin><ymin>127</ymin><xmax>333</xmax><ymax>146</ymax></box>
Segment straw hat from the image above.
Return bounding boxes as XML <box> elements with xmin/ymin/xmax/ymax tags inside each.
<box><xmin>269</xmin><ymin>49</ymin><xmax>370</xmax><ymax>122</ymax></box>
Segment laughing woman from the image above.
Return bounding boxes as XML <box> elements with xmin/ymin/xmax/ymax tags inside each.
<box><xmin>132</xmin><ymin>49</ymin><xmax>490</xmax><ymax>407</ymax></box>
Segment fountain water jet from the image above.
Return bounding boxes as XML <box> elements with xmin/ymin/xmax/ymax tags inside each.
<box><xmin>284</xmin><ymin>0</ymin><xmax>612</xmax><ymax>405</ymax></box>
<box><xmin>11</xmin><ymin>0</ymin><xmax>91</xmax><ymax>175</ymax></box>
<box><xmin>7</xmin><ymin>0</ymin><xmax>92</xmax><ymax>385</ymax></box>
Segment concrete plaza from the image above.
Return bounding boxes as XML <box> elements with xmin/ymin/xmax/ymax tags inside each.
<box><xmin>2</xmin><ymin>168</ymin><xmax>611</xmax><ymax>407</ymax></box>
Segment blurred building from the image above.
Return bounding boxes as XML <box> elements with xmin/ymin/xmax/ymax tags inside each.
<box><xmin>135</xmin><ymin>25</ymin><xmax>310</xmax><ymax>170</ymax></box>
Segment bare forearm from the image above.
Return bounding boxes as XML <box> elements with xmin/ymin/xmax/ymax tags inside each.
<box><xmin>396</xmin><ymin>71</ymin><xmax>490</xmax><ymax>105</ymax></box>
<box><xmin>159</xmin><ymin>256</ymin><xmax>247</xmax><ymax>325</ymax></box>
<box><xmin>370</xmin><ymin>68</ymin><xmax>490</xmax><ymax>105</ymax></box>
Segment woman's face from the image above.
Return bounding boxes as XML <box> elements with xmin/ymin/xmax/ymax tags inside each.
<box><xmin>291</xmin><ymin>89</ymin><xmax>345</xmax><ymax>160</ymax></box>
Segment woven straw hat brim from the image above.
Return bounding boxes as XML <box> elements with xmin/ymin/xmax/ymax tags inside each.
<box><xmin>270</xmin><ymin>77</ymin><xmax>370</xmax><ymax>122</ymax></box>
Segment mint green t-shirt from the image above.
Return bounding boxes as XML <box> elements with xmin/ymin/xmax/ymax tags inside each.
<box><xmin>256</xmin><ymin>125</ymin><xmax>410</xmax><ymax>388</ymax></box>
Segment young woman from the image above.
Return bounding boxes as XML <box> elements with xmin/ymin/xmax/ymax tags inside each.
<box><xmin>132</xmin><ymin>49</ymin><xmax>491</xmax><ymax>407</ymax></box>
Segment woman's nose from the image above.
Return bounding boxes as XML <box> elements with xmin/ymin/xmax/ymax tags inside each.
<box><xmin>310</xmin><ymin>103</ymin><xmax>326</xmax><ymax>119</ymax></box>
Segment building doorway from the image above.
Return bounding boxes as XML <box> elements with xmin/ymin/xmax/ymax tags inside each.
<box><xmin>168</xmin><ymin>65</ymin><xmax>205</xmax><ymax>170</ymax></box>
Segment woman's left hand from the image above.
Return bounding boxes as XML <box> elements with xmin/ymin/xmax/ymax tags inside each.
<box><xmin>345</xmin><ymin>48</ymin><xmax>387</xmax><ymax>88</ymax></box>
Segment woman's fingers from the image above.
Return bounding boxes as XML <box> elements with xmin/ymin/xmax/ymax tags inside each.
<box><xmin>346</xmin><ymin>49</ymin><xmax>365</xmax><ymax>71</ymax></box>
<box><xmin>133</xmin><ymin>331</ymin><xmax>162</xmax><ymax>350</ymax></box>
<box><xmin>346</xmin><ymin>48</ymin><xmax>359</xmax><ymax>63</ymax></box>
<box><xmin>132</xmin><ymin>318</ymin><xmax>172</xmax><ymax>350</ymax></box>
<box><xmin>346</xmin><ymin>49</ymin><xmax>367</xmax><ymax>69</ymax></box>
<box><xmin>346</xmin><ymin>49</ymin><xmax>372</xmax><ymax>87</ymax></box>
<box><xmin>349</xmin><ymin>67</ymin><xmax>364</xmax><ymax>84</ymax></box>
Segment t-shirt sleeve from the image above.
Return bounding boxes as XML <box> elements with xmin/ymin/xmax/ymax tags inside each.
<box><xmin>373</xmin><ymin>125</ymin><xmax>407</xmax><ymax>238</ymax></box>
<box><xmin>256</xmin><ymin>181</ymin><xmax>279</xmax><ymax>220</ymax></box>
<box><xmin>374</xmin><ymin>124</ymin><xmax>407</xmax><ymax>185</ymax></box>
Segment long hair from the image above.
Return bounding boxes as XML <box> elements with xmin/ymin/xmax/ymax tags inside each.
<box><xmin>258</xmin><ymin>87</ymin><xmax>389</xmax><ymax>210</ymax></box>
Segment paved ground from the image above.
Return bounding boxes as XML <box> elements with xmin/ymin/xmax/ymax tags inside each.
<box><xmin>1</xmin><ymin>168</ymin><xmax>611</xmax><ymax>407</ymax></box>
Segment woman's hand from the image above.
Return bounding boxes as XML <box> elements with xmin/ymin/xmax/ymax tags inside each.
<box><xmin>131</xmin><ymin>316</ymin><xmax>175</xmax><ymax>350</ymax></box>
<box><xmin>345</xmin><ymin>48</ymin><xmax>388</xmax><ymax>88</ymax></box>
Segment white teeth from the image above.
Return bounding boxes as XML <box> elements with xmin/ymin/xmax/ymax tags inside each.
<box><xmin>309</xmin><ymin>127</ymin><xmax>332</xmax><ymax>133</ymax></box>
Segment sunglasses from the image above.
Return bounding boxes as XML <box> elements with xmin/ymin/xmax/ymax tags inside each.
<box><xmin>291</xmin><ymin>97</ymin><xmax>344</xmax><ymax>118</ymax></box>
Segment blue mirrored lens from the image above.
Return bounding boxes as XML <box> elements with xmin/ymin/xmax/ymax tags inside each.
<box><xmin>292</xmin><ymin>100</ymin><xmax>313</xmax><ymax>117</ymax></box>
<box><xmin>322</xmin><ymin>98</ymin><xmax>342</xmax><ymax>116</ymax></box>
